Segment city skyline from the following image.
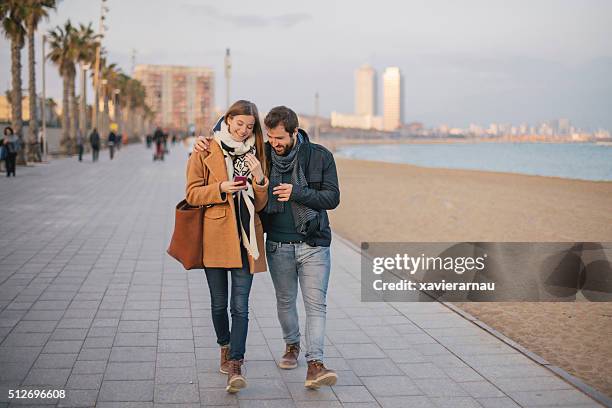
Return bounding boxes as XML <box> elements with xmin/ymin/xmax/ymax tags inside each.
<box><xmin>1</xmin><ymin>0</ymin><xmax>611</xmax><ymax>131</ymax></box>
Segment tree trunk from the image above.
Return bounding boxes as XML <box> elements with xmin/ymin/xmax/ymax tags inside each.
<box><xmin>79</xmin><ymin>66</ymin><xmax>87</xmax><ymax>141</ymax></box>
<box><xmin>103</xmin><ymin>89</ymin><xmax>109</xmax><ymax>140</ymax></box>
<box><xmin>69</xmin><ymin>71</ymin><xmax>78</xmax><ymax>154</ymax></box>
<box><xmin>10</xmin><ymin>37</ymin><xmax>25</xmax><ymax>164</ymax></box>
<box><xmin>125</xmin><ymin>96</ymin><xmax>131</xmax><ymax>141</ymax></box>
<box><xmin>93</xmin><ymin>82</ymin><xmax>99</xmax><ymax>132</ymax></box>
<box><xmin>27</xmin><ymin>25</ymin><xmax>39</xmax><ymax>162</ymax></box>
<box><xmin>61</xmin><ymin>73</ymin><xmax>71</xmax><ymax>154</ymax></box>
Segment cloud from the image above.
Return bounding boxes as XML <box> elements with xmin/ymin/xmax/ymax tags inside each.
<box><xmin>181</xmin><ymin>3</ymin><xmax>312</xmax><ymax>28</ymax></box>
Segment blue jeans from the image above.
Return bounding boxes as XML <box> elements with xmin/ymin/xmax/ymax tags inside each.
<box><xmin>204</xmin><ymin>249</ymin><xmax>253</xmax><ymax>360</ymax></box>
<box><xmin>266</xmin><ymin>240</ymin><xmax>331</xmax><ymax>362</ymax></box>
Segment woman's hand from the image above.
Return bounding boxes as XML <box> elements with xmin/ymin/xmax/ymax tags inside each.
<box><xmin>245</xmin><ymin>153</ymin><xmax>264</xmax><ymax>184</ymax></box>
<box><xmin>220</xmin><ymin>181</ymin><xmax>248</xmax><ymax>194</ymax></box>
<box><xmin>193</xmin><ymin>136</ymin><xmax>212</xmax><ymax>154</ymax></box>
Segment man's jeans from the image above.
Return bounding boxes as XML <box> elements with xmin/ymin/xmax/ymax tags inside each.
<box><xmin>266</xmin><ymin>240</ymin><xmax>331</xmax><ymax>362</ymax></box>
<box><xmin>204</xmin><ymin>249</ymin><xmax>253</xmax><ymax>360</ymax></box>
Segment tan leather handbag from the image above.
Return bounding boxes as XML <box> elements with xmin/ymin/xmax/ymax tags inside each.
<box><xmin>167</xmin><ymin>200</ymin><xmax>207</xmax><ymax>269</ymax></box>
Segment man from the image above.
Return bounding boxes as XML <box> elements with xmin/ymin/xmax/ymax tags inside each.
<box><xmin>76</xmin><ymin>129</ymin><xmax>84</xmax><ymax>162</ymax></box>
<box><xmin>89</xmin><ymin>128</ymin><xmax>100</xmax><ymax>162</ymax></box>
<box><xmin>153</xmin><ymin>126</ymin><xmax>165</xmax><ymax>160</ymax></box>
<box><xmin>194</xmin><ymin>106</ymin><xmax>340</xmax><ymax>389</ymax></box>
<box><xmin>108</xmin><ymin>129</ymin><xmax>117</xmax><ymax>160</ymax></box>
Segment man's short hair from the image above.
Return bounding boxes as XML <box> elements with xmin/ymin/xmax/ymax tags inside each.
<box><xmin>264</xmin><ymin>106</ymin><xmax>299</xmax><ymax>135</ymax></box>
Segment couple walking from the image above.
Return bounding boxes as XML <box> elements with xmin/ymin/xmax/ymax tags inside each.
<box><xmin>186</xmin><ymin>101</ymin><xmax>340</xmax><ymax>393</ymax></box>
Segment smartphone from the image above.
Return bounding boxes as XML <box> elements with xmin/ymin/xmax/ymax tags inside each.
<box><xmin>233</xmin><ymin>176</ymin><xmax>247</xmax><ymax>186</ymax></box>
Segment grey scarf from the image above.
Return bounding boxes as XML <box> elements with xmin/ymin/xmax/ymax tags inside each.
<box><xmin>266</xmin><ymin>134</ymin><xmax>318</xmax><ymax>235</ymax></box>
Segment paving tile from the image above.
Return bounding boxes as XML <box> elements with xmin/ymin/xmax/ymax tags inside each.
<box><xmin>429</xmin><ymin>396</ymin><xmax>483</xmax><ymax>408</ymax></box>
<box><xmin>458</xmin><ymin>381</ymin><xmax>505</xmax><ymax>398</ymax></box>
<box><xmin>78</xmin><ymin>347</ymin><xmax>112</xmax><ymax>361</ymax></box>
<box><xmin>42</xmin><ymin>340</ymin><xmax>84</xmax><ymax>354</ymax></box>
<box><xmin>507</xmin><ymin>389</ymin><xmax>598</xmax><ymax>406</ymax></box>
<box><xmin>235</xmin><ymin>379</ymin><xmax>291</xmax><ymax>400</ymax></box>
<box><xmin>339</xmin><ymin>343</ymin><xmax>386</xmax><ymax>359</ymax></box>
<box><xmin>22</xmin><ymin>368</ymin><xmax>71</xmax><ymax>386</ymax></box>
<box><xmin>332</xmin><ymin>385</ymin><xmax>376</xmax><ymax>403</ymax></box>
<box><xmin>157</xmin><ymin>339</ymin><xmax>194</xmax><ymax>353</ymax></box>
<box><xmin>66</xmin><ymin>373</ymin><xmax>104</xmax><ymax>390</ymax></box>
<box><xmin>99</xmin><ymin>380</ymin><xmax>154</xmax><ymax>402</ymax></box>
<box><xmin>377</xmin><ymin>396</ymin><xmax>435</xmax><ymax>408</ymax></box>
<box><xmin>413</xmin><ymin>378</ymin><xmax>469</xmax><ymax>397</ymax></box>
<box><xmin>109</xmin><ymin>346</ymin><xmax>157</xmax><ymax>362</ymax></box>
<box><xmin>33</xmin><ymin>353</ymin><xmax>78</xmax><ymax>369</ymax></box>
<box><xmin>286</xmin><ymin>382</ymin><xmax>338</xmax><ymax>401</ymax></box>
<box><xmin>347</xmin><ymin>359</ymin><xmax>403</xmax><ymax>377</ymax></box>
<box><xmin>361</xmin><ymin>376</ymin><xmax>422</xmax><ymax>397</ymax></box>
<box><xmin>156</xmin><ymin>366</ymin><xmax>198</xmax><ymax>384</ymax></box>
<box><xmin>398</xmin><ymin>362</ymin><xmax>448</xmax><ymax>379</ymax></box>
<box><xmin>157</xmin><ymin>352</ymin><xmax>196</xmax><ymax>367</ymax></box>
<box><xmin>57</xmin><ymin>389</ymin><xmax>99</xmax><ymax>407</ymax></box>
<box><xmin>72</xmin><ymin>360</ymin><xmax>107</xmax><ymax>374</ymax></box>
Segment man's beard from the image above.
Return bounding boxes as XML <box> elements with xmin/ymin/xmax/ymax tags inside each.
<box><xmin>277</xmin><ymin>135</ymin><xmax>295</xmax><ymax>156</ymax></box>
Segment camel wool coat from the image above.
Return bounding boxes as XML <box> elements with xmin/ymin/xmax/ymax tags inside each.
<box><xmin>185</xmin><ymin>141</ymin><xmax>269</xmax><ymax>273</ymax></box>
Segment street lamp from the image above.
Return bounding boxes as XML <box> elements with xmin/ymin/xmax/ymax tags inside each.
<box><xmin>224</xmin><ymin>48</ymin><xmax>231</xmax><ymax>110</ymax></box>
<box><xmin>80</xmin><ymin>62</ymin><xmax>90</xmax><ymax>139</ymax></box>
<box><xmin>113</xmin><ymin>88</ymin><xmax>120</xmax><ymax>123</ymax></box>
<box><xmin>41</xmin><ymin>34</ymin><xmax>47</xmax><ymax>161</ymax></box>
<box><xmin>92</xmin><ymin>0</ymin><xmax>109</xmax><ymax>132</ymax></box>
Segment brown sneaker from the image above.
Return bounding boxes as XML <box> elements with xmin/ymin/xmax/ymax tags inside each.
<box><xmin>226</xmin><ymin>359</ymin><xmax>247</xmax><ymax>393</ymax></box>
<box><xmin>219</xmin><ymin>345</ymin><xmax>230</xmax><ymax>374</ymax></box>
<box><xmin>305</xmin><ymin>360</ymin><xmax>337</xmax><ymax>389</ymax></box>
<box><xmin>278</xmin><ymin>342</ymin><xmax>300</xmax><ymax>369</ymax></box>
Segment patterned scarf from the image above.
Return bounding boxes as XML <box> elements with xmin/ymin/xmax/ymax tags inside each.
<box><xmin>213</xmin><ymin>120</ymin><xmax>259</xmax><ymax>259</ymax></box>
<box><xmin>265</xmin><ymin>134</ymin><xmax>318</xmax><ymax>235</ymax></box>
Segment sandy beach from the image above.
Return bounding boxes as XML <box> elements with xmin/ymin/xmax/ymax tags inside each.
<box><xmin>329</xmin><ymin>157</ymin><xmax>612</xmax><ymax>397</ymax></box>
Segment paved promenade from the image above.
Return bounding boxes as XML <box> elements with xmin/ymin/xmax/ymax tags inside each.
<box><xmin>0</xmin><ymin>144</ymin><xmax>605</xmax><ymax>407</ymax></box>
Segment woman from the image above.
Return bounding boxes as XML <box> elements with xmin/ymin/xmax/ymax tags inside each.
<box><xmin>185</xmin><ymin>100</ymin><xmax>269</xmax><ymax>393</ymax></box>
<box><xmin>3</xmin><ymin>127</ymin><xmax>20</xmax><ymax>177</ymax></box>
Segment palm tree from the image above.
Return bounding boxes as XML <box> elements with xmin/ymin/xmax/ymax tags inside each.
<box><xmin>99</xmin><ymin>59</ymin><xmax>119</xmax><ymax>138</ymax></box>
<box><xmin>47</xmin><ymin>21</ymin><xmax>77</xmax><ymax>154</ymax></box>
<box><xmin>72</xmin><ymin>23</ymin><xmax>97</xmax><ymax>145</ymax></box>
<box><xmin>23</xmin><ymin>0</ymin><xmax>56</xmax><ymax>161</ymax></box>
<box><xmin>128</xmin><ymin>78</ymin><xmax>147</xmax><ymax>141</ymax></box>
<box><xmin>1</xmin><ymin>0</ymin><xmax>27</xmax><ymax>163</ymax></box>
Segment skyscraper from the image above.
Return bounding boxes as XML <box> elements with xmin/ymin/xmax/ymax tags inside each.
<box><xmin>134</xmin><ymin>64</ymin><xmax>215</xmax><ymax>132</ymax></box>
<box><xmin>355</xmin><ymin>64</ymin><xmax>376</xmax><ymax>116</ymax></box>
<box><xmin>383</xmin><ymin>67</ymin><xmax>403</xmax><ymax>131</ymax></box>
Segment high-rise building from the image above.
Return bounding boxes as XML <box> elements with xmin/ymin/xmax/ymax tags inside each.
<box><xmin>355</xmin><ymin>64</ymin><xmax>376</xmax><ymax>116</ymax></box>
<box><xmin>134</xmin><ymin>64</ymin><xmax>214</xmax><ymax>132</ymax></box>
<box><xmin>382</xmin><ymin>67</ymin><xmax>403</xmax><ymax>131</ymax></box>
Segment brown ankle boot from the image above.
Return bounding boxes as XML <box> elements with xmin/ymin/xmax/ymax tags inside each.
<box><xmin>305</xmin><ymin>360</ymin><xmax>337</xmax><ymax>389</ymax></box>
<box><xmin>278</xmin><ymin>342</ymin><xmax>300</xmax><ymax>369</ymax></box>
<box><xmin>226</xmin><ymin>359</ymin><xmax>247</xmax><ymax>393</ymax></box>
<box><xmin>219</xmin><ymin>345</ymin><xmax>230</xmax><ymax>374</ymax></box>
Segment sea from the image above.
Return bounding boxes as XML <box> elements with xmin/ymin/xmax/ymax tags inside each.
<box><xmin>335</xmin><ymin>142</ymin><xmax>612</xmax><ymax>181</ymax></box>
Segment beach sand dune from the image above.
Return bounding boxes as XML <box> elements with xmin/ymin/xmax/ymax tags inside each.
<box><xmin>330</xmin><ymin>157</ymin><xmax>612</xmax><ymax>396</ymax></box>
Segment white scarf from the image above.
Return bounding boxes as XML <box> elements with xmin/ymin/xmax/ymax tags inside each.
<box><xmin>213</xmin><ymin>120</ymin><xmax>259</xmax><ymax>260</ymax></box>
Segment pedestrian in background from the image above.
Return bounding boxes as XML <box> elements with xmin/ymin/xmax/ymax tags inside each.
<box><xmin>108</xmin><ymin>129</ymin><xmax>117</xmax><ymax>160</ymax></box>
<box><xmin>77</xmin><ymin>129</ymin><xmax>84</xmax><ymax>162</ymax></box>
<box><xmin>90</xmin><ymin>128</ymin><xmax>100</xmax><ymax>162</ymax></box>
<box><xmin>3</xmin><ymin>126</ymin><xmax>20</xmax><ymax>177</ymax></box>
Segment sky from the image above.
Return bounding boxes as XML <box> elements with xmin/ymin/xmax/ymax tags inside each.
<box><xmin>1</xmin><ymin>0</ymin><xmax>611</xmax><ymax>130</ymax></box>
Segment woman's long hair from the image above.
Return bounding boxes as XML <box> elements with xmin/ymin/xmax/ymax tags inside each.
<box><xmin>224</xmin><ymin>100</ymin><xmax>268</xmax><ymax>176</ymax></box>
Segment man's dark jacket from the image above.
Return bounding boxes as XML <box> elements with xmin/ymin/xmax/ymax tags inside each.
<box><xmin>261</xmin><ymin>129</ymin><xmax>340</xmax><ymax>247</ymax></box>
